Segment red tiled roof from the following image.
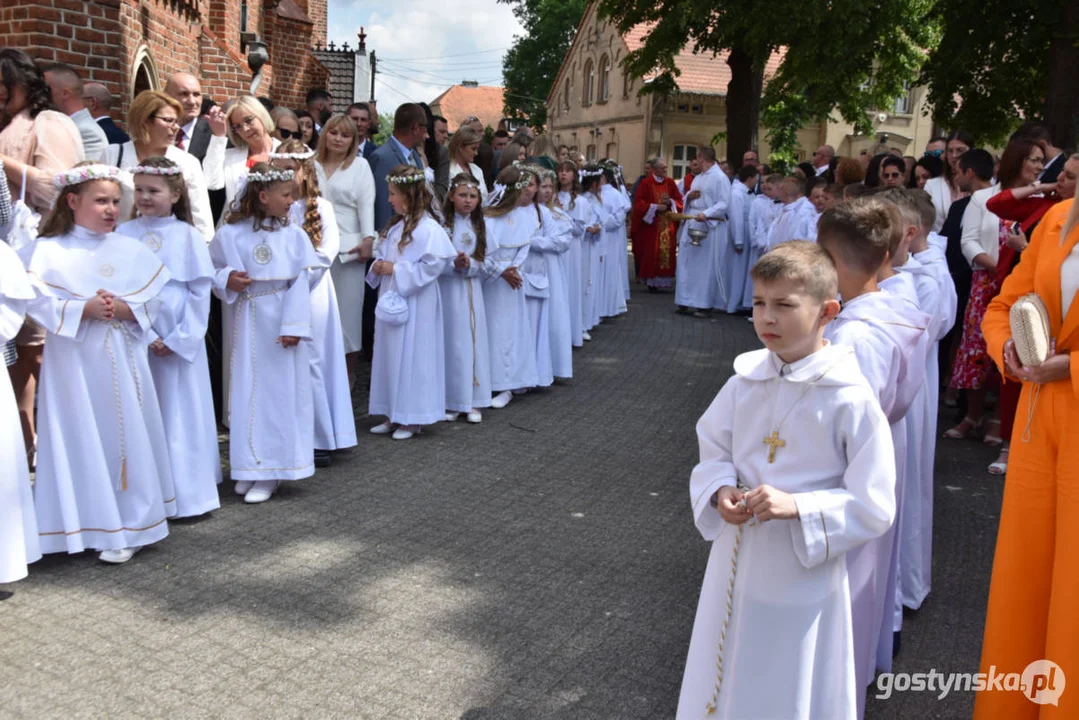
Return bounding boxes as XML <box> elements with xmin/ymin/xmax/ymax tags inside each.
<box><xmin>620</xmin><ymin>24</ymin><xmax>785</xmax><ymax>97</ymax></box>
<box><xmin>429</xmin><ymin>85</ymin><xmax>505</xmax><ymax>133</ymax></box>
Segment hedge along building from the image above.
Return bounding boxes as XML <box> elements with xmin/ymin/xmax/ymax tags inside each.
<box><xmin>546</xmin><ymin>1</ymin><xmax>938</xmax><ymax>178</ymax></box>
<box><xmin>0</xmin><ymin>0</ymin><xmax>330</xmax><ymax>122</ymax></box>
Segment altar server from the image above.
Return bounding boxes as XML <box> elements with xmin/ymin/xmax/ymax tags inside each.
<box><xmin>716</xmin><ymin>164</ymin><xmax>758</xmax><ymax>313</ymax></box>
<box><xmin>675</xmin><ymin>148</ymin><xmax>730</xmax><ymax>316</ymax></box>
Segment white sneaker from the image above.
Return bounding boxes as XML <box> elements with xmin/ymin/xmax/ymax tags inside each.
<box><xmin>490</xmin><ymin>391</ymin><xmax>512</xmax><ymax>409</ymax></box>
<box><xmin>99</xmin><ymin>546</ymin><xmax>142</xmax><ymax>564</ymax></box>
<box><xmin>392</xmin><ymin>426</ymin><xmax>418</xmax><ymax>440</ymax></box>
<box><xmin>466</xmin><ymin>410</ymin><xmax>483</xmax><ymax>424</ymax></box>
<box><xmin>234</xmin><ymin>480</ymin><xmax>254</xmax><ymax>496</ymax></box>
<box><xmin>244</xmin><ymin>480</ymin><xmax>279</xmax><ymax>504</ymax></box>
<box><xmin>582</xmin><ymin>332</ymin><xmax>592</xmax><ymax>341</ymax></box>
<box><xmin>445</xmin><ymin>412</ymin><xmax>460</xmax><ymax>422</ymax></box>
<box><xmin>370</xmin><ymin>422</ymin><xmax>393</xmax><ymax>435</ymax></box>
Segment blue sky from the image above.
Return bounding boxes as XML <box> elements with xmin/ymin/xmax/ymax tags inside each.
<box><xmin>326</xmin><ymin>0</ymin><xmax>523</xmax><ymax>115</ymax></box>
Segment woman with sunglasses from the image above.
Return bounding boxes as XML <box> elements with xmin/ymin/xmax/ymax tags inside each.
<box><xmin>203</xmin><ymin>95</ymin><xmax>280</xmax><ymax>215</ymax></box>
<box><xmin>270</xmin><ymin>107</ymin><xmax>302</xmax><ymax>142</ymax></box>
<box><xmin>104</xmin><ymin>90</ymin><xmax>215</xmax><ymax>240</ymax></box>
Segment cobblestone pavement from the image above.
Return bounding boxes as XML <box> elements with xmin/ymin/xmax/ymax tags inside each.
<box><xmin>1</xmin><ymin>289</ymin><xmax>1002</xmax><ymax>719</ymax></box>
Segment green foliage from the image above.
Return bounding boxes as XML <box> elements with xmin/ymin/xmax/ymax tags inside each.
<box><xmin>599</xmin><ymin>0</ymin><xmax>939</xmax><ymax>163</ymax></box>
<box><xmin>919</xmin><ymin>0</ymin><xmax>1062</xmax><ymax>146</ymax></box>
<box><xmin>500</xmin><ymin>0</ymin><xmax>591</xmax><ymax>129</ymax></box>
<box><xmin>372</xmin><ymin>112</ymin><xmax>396</xmax><ymax>145</ymax></box>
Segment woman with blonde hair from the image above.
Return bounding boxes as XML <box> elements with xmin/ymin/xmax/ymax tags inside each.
<box><xmin>447</xmin><ymin>126</ymin><xmax>489</xmax><ymax>201</ymax></box>
<box><xmin>203</xmin><ymin>95</ymin><xmax>280</xmax><ymax>213</ymax></box>
<box><xmin>973</xmin><ymin>197</ymin><xmax>1079</xmax><ymax>719</ymax></box>
<box><xmin>314</xmin><ymin>113</ymin><xmax>377</xmax><ymax>385</ymax></box>
<box><xmin>105</xmin><ymin>90</ymin><xmax>215</xmax><ymax>239</ymax></box>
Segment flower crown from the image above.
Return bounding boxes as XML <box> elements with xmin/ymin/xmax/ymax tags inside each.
<box><xmin>247</xmin><ymin>169</ymin><xmax>295</xmax><ymax>183</ymax></box>
<box><xmin>511</xmin><ymin>162</ymin><xmax>539</xmax><ymax>189</ymax></box>
<box><xmin>451</xmin><ymin>175</ymin><xmax>481</xmax><ymax>190</ymax></box>
<box><xmin>268</xmin><ymin>147</ymin><xmax>316</xmax><ymax>161</ymax></box>
<box><xmin>52</xmin><ymin>164</ymin><xmax>130</xmax><ymax>189</ymax></box>
<box><xmin>387</xmin><ymin>171</ymin><xmax>426</xmax><ymax>186</ymax></box>
<box><xmin>578</xmin><ymin>167</ymin><xmax>604</xmax><ymax>178</ymax></box>
<box><xmin>130</xmin><ymin>164</ymin><xmax>184</xmax><ymax>177</ymax></box>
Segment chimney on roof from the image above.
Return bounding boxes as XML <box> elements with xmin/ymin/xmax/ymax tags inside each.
<box><xmin>462</xmin><ymin>80</ymin><xmax>479</xmax><ymax>88</ymax></box>
<box><xmin>358</xmin><ymin>28</ymin><xmax>367</xmax><ymax>53</ymax></box>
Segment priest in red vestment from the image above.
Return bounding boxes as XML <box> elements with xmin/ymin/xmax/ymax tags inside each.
<box><xmin>631</xmin><ymin>158</ymin><xmax>683</xmax><ymax>290</ymax></box>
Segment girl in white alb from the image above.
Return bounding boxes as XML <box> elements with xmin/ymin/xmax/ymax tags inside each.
<box><xmin>272</xmin><ymin>140</ymin><xmax>357</xmax><ymax>465</ymax></box>
<box><xmin>116</xmin><ymin>157</ymin><xmax>222</xmax><ymax>519</ymax></box>
<box><xmin>366</xmin><ymin>165</ymin><xmax>457</xmax><ymax>440</ymax></box>
<box><xmin>21</xmin><ymin>164</ymin><xmax>175</xmax><ymax>564</ymax></box>
<box><xmin>556</xmin><ymin>161</ymin><xmax>590</xmax><ymax>345</ymax></box>
<box><xmin>578</xmin><ymin>168</ymin><xmax>610</xmax><ymax>332</ymax></box>
<box><xmin>439</xmin><ymin>172</ymin><xmax>493</xmax><ymax>423</ymax></box>
<box><xmin>483</xmin><ymin>164</ymin><xmax>540</xmax><ymax>408</ymax></box>
<box><xmin>537</xmin><ymin>169</ymin><xmax>574</xmax><ymax>379</ymax></box>
<box><xmin>210</xmin><ymin>162</ymin><xmax>321</xmax><ymax>504</ymax></box>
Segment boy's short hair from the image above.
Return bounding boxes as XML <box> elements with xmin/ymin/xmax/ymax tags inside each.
<box><xmin>751</xmin><ymin>240</ymin><xmax>838</xmax><ymax>302</ymax></box>
<box><xmin>842</xmin><ymin>183</ymin><xmax>871</xmax><ymax>201</ymax></box>
<box><xmin>765</xmin><ymin>173</ymin><xmax>785</xmax><ymax>185</ymax></box>
<box><xmin>824</xmin><ymin>183</ymin><xmax>843</xmax><ymax>198</ymax></box>
<box><xmin>876</xmin><ymin>188</ymin><xmax>919</xmax><ymax>242</ymax></box>
<box><xmin>817</xmin><ymin>198</ymin><xmax>902</xmax><ymax>274</ymax></box>
<box><xmin>783</xmin><ymin>175</ymin><xmax>807</xmax><ymax>197</ymax></box>
<box><xmin>910</xmin><ymin>189</ymin><xmax>936</xmax><ymax>231</ymax></box>
<box><xmin>737</xmin><ymin>165</ymin><xmax>759</xmax><ymax>183</ymax></box>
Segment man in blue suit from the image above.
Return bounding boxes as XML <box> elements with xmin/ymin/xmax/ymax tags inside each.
<box><xmin>362</xmin><ymin>103</ymin><xmax>429</xmax><ymax>356</ymax></box>
<box><xmin>347</xmin><ymin>102</ymin><xmax>378</xmax><ymax>161</ymax></box>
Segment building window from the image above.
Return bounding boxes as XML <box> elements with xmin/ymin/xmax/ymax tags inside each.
<box><xmin>893</xmin><ymin>84</ymin><xmax>914</xmax><ymax>115</ymax></box>
<box><xmin>564</xmin><ymin>80</ymin><xmax>571</xmax><ymax>111</ymax></box>
<box><xmin>691</xmin><ymin>104</ymin><xmax>704</xmax><ymax>114</ymax></box>
<box><xmin>598</xmin><ymin>55</ymin><xmax>611</xmax><ymax>103</ymax></box>
<box><xmin>606</xmin><ymin>142</ymin><xmax>617</xmax><ymax>159</ymax></box>
<box><xmin>583</xmin><ymin>60</ymin><xmax>595</xmax><ymax>107</ymax></box>
<box><xmin>671</xmin><ymin>144</ymin><xmax>698</xmax><ymax>180</ymax></box>
<box><xmin>586</xmin><ymin>144</ymin><xmax>597</xmax><ymax>161</ymax></box>
<box><xmin>623</xmin><ymin>72</ymin><xmax>632</xmax><ymax>99</ymax></box>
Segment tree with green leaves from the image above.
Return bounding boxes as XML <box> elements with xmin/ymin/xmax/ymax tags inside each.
<box><xmin>500</xmin><ymin>0</ymin><xmax>591</xmax><ymax>129</ymax></box>
<box><xmin>919</xmin><ymin>0</ymin><xmax>1078</xmax><ymax>148</ymax></box>
<box><xmin>597</xmin><ymin>0</ymin><xmax>939</xmax><ymax>169</ymax></box>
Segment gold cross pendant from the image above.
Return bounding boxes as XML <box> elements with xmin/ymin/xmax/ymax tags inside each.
<box><xmin>763</xmin><ymin>430</ymin><xmax>785</xmax><ymax>463</ymax></box>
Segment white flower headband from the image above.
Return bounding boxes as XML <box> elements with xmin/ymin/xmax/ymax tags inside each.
<box><xmin>387</xmin><ymin>171</ymin><xmax>426</xmax><ymax>186</ymax></box>
<box><xmin>268</xmin><ymin>147</ymin><xmax>316</xmax><ymax>161</ymax></box>
<box><xmin>52</xmin><ymin>164</ymin><xmax>130</xmax><ymax>189</ymax></box>
<box><xmin>130</xmin><ymin>164</ymin><xmax>184</xmax><ymax>177</ymax></box>
<box><xmin>450</xmin><ymin>175</ymin><xmax>481</xmax><ymax>190</ymax></box>
<box><xmin>512</xmin><ymin>162</ymin><xmax>539</xmax><ymax>190</ymax></box>
<box><xmin>247</xmin><ymin>169</ymin><xmax>295</xmax><ymax>183</ymax></box>
<box><xmin>578</xmin><ymin>167</ymin><xmax>604</xmax><ymax>179</ymax></box>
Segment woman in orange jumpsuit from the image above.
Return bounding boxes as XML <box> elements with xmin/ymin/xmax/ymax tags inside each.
<box><xmin>975</xmin><ymin>197</ymin><xmax>1079</xmax><ymax>718</ymax></box>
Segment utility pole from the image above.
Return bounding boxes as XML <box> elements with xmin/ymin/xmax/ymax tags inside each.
<box><xmin>369</xmin><ymin>50</ymin><xmax>377</xmax><ymax>103</ymax></box>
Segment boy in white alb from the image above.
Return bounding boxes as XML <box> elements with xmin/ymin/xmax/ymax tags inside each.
<box><xmin>679</xmin><ymin>241</ymin><xmax>896</xmax><ymax>720</ymax></box>
<box><xmin>817</xmin><ymin>199</ymin><xmax>930</xmax><ymax>718</ymax></box>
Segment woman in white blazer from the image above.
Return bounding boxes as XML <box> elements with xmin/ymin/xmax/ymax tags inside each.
<box><xmin>447</xmin><ymin>126</ymin><xmax>489</xmax><ymax>203</ymax></box>
<box><xmin>105</xmin><ymin>90</ymin><xmax>215</xmax><ymax>240</ymax></box>
<box><xmin>924</xmin><ymin>130</ymin><xmax>975</xmax><ymax>232</ymax></box>
<box><xmin>203</xmin><ymin>96</ymin><xmax>280</xmax><ymax>216</ymax></box>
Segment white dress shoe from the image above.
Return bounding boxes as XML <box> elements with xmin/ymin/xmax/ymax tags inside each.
<box><xmin>392</xmin><ymin>427</ymin><xmax>418</xmax><ymax>440</ymax></box>
<box><xmin>582</xmin><ymin>331</ymin><xmax>592</xmax><ymax>341</ymax></box>
<box><xmin>99</xmin><ymin>546</ymin><xmax>142</xmax><ymax>564</ymax></box>
<box><xmin>234</xmin><ymin>480</ymin><xmax>255</xmax><ymax>496</ymax></box>
<box><xmin>445</xmin><ymin>412</ymin><xmax>460</xmax><ymax>422</ymax></box>
<box><xmin>244</xmin><ymin>480</ymin><xmax>279</xmax><ymax>504</ymax></box>
<box><xmin>466</xmin><ymin>410</ymin><xmax>483</xmax><ymax>424</ymax></box>
<box><xmin>370</xmin><ymin>422</ymin><xmax>393</xmax><ymax>435</ymax></box>
<box><xmin>490</xmin><ymin>391</ymin><xmax>512</xmax><ymax>409</ymax></box>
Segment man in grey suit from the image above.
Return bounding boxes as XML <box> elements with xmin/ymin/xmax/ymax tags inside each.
<box><xmin>363</xmin><ymin>103</ymin><xmax>429</xmax><ymax>356</ymax></box>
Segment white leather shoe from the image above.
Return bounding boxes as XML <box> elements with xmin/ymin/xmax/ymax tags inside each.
<box><xmin>392</xmin><ymin>427</ymin><xmax>418</xmax><ymax>440</ymax></box>
<box><xmin>466</xmin><ymin>410</ymin><xmax>482</xmax><ymax>424</ymax></box>
<box><xmin>582</xmin><ymin>331</ymin><xmax>592</xmax><ymax>341</ymax></box>
<box><xmin>99</xmin><ymin>546</ymin><xmax>142</xmax><ymax>564</ymax></box>
<box><xmin>445</xmin><ymin>412</ymin><xmax>460</xmax><ymax>422</ymax></box>
<box><xmin>234</xmin><ymin>480</ymin><xmax>254</xmax><ymax>496</ymax></box>
<box><xmin>370</xmin><ymin>422</ymin><xmax>393</xmax><ymax>435</ymax></box>
<box><xmin>490</xmin><ymin>391</ymin><xmax>512</xmax><ymax>409</ymax></box>
<box><xmin>244</xmin><ymin>481</ymin><xmax>279</xmax><ymax>504</ymax></box>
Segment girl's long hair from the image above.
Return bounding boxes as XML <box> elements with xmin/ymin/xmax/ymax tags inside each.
<box><xmin>442</xmin><ymin>172</ymin><xmax>487</xmax><ymax>261</ymax></box>
<box><xmin>38</xmin><ymin>161</ymin><xmax>122</xmax><ymax>238</ymax></box>
<box><xmin>273</xmin><ymin>138</ymin><xmax>322</xmax><ymax>249</ymax></box>
<box><xmin>385</xmin><ymin>165</ymin><xmax>437</xmax><ymax>250</ymax></box>
<box><xmin>225</xmin><ymin>161</ymin><xmax>289</xmax><ymax>231</ymax></box>
<box><xmin>485</xmin><ymin>165</ymin><xmax>540</xmax><ymax>222</ymax></box>
<box><xmin>131</xmin><ymin>156</ymin><xmax>193</xmax><ymax>225</ymax></box>
<box><xmin>556</xmin><ymin>160</ymin><xmax>581</xmax><ymax>209</ymax></box>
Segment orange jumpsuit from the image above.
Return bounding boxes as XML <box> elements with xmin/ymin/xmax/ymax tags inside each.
<box><xmin>975</xmin><ymin>200</ymin><xmax>1079</xmax><ymax>719</ymax></box>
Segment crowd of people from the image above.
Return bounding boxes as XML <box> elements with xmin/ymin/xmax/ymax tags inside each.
<box><xmin>0</xmin><ymin>48</ymin><xmax>636</xmax><ymax>580</ymax></box>
<box><xmin>1</xmin><ymin>44</ymin><xmax>1076</xmax><ymax>719</ymax></box>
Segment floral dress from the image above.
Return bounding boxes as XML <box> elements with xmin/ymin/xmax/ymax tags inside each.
<box><xmin>950</xmin><ymin>221</ymin><xmax>1008</xmax><ymax>390</ymax></box>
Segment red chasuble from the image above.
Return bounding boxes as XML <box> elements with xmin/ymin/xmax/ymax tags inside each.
<box><xmin>631</xmin><ymin>175</ymin><xmax>683</xmax><ymax>280</ymax></box>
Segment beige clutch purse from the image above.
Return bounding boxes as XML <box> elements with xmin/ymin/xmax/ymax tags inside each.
<box><xmin>1010</xmin><ymin>293</ymin><xmax>1052</xmax><ymax>367</ymax></box>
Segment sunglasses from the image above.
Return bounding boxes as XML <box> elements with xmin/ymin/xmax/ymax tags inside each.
<box><xmin>279</xmin><ymin>128</ymin><xmax>301</xmax><ymax>139</ymax></box>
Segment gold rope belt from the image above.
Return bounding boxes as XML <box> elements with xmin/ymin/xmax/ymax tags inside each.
<box><xmin>103</xmin><ymin>321</ymin><xmax>143</xmax><ymax>492</ymax></box>
<box><xmin>229</xmin><ymin>286</ymin><xmax>287</xmax><ymax>465</ymax></box>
